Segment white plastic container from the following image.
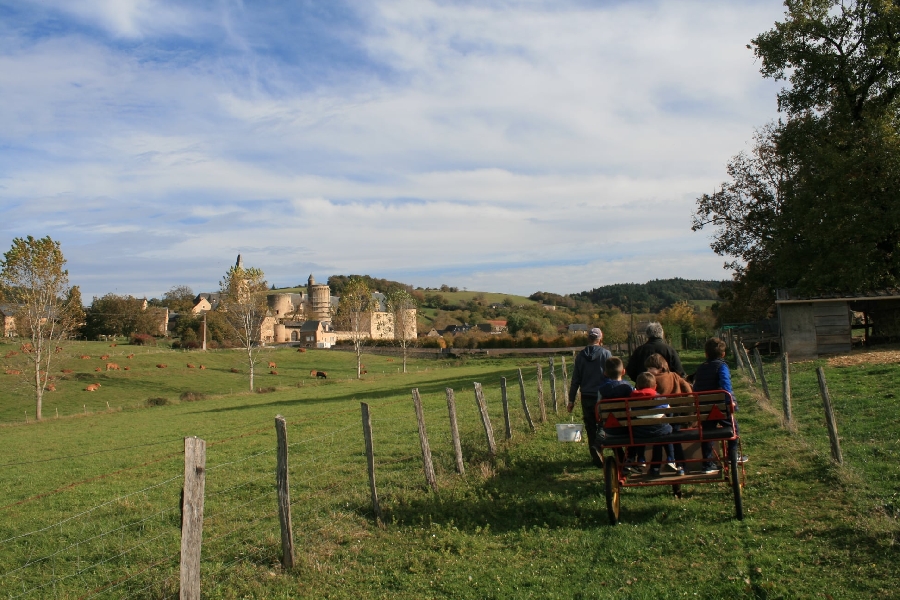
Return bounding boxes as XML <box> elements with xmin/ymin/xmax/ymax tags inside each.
<box><xmin>556</xmin><ymin>423</ymin><xmax>584</xmax><ymax>442</ymax></box>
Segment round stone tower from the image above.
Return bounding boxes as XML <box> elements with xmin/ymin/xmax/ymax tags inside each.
<box><xmin>307</xmin><ymin>274</ymin><xmax>331</xmax><ymax>322</ymax></box>
<box><xmin>268</xmin><ymin>293</ymin><xmax>293</xmax><ymax>317</ymax></box>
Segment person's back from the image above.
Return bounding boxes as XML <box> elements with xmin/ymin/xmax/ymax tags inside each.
<box><xmin>567</xmin><ymin>328</ymin><xmax>611</xmax><ymax>467</ymax></box>
<box><xmin>694</xmin><ymin>337</ymin><xmax>743</xmax><ymax>472</ymax></box>
<box><xmin>626</xmin><ymin>322</ymin><xmax>685</xmax><ymax>381</ymax></box>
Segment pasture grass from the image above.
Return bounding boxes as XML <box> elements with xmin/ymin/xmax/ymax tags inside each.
<box><xmin>0</xmin><ymin>346</ymin><xmax>897</xmax><ymax>598</ymax></box>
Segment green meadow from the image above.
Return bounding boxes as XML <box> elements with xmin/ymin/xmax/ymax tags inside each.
<box><xmin>0</xmin><ymin>341</ymin><xmax>897</xmax><ymax>598</ymax></box>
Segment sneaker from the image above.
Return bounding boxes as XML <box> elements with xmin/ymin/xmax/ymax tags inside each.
<box><xmin>663</xmin><ymin>462</ymin><xmax>678</xmax><ymax>473</ymax></box>
<box><xmin>701</xmin><ymin>463</ymin><xmax>720</xmax><ymax>474</ymax></box>
<box><xmin>649</xmin><ymin>466</ymin><xmax>661</xmax><ymax>476</ymax></box>
<box><xmin>737</xmin><ymin>455</ymin><xmax>749</xmax><ymax>464</ymax></box>
<box><xmin>623</xmin><ymin>461</ymin><xmax>645</xmax><ymax>475</ymax></box>
<box><xmin>676</xmin><ymin>466</ymin><xmax>685</xmax><ymax>476</ymax></box>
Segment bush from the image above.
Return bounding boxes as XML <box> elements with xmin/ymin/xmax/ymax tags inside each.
<box><xmin>146</xmin><ymin>397</ymin><xmax>169</xmax><ymax>407</ymax></box>
<box><xmin>131</xmin><ymin>333</ymin><xmax>155</xmax><ymax>346</ymax></box>
<box><xmin>182</xmin><ymin>340</ymin><xmax>201</xmax><ymax>350</ymax></box>
<box><xmin>179</xmin><ymin>391</ymin><xmax>206</xmax><ymax>402</ymax></box>
<box><xmin>171</xmin><ymin>340</ymin><xmax>181</xmax><ymax>349</ymax></box>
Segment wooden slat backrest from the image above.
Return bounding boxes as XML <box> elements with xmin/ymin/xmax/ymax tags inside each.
<box><xmin>596</xmin><ymin>391</ymin><xmax>734</xmax><ymax>429</ymax></box>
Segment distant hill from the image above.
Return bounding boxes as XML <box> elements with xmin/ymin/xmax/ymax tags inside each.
<box><xmin>569</xmin><ymin>278</ymin><xmax>724</xmax><ymax>313</ymax></box>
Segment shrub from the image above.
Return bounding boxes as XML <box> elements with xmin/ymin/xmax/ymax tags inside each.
<box><xmin>146</xmin><ymin>397</ymin><xmax>169</xmax><ymax>407</ymax></box>
<box><xmin>179</xmin><ymin>391</ymin><xmax>206</xmax><ymax>402</ymax></box>
<box><xmin>131</xmin><ymin>333</ymin><xmax>155</xmax><ymax>346</ymax></box>
<box><xmin>171</xmin><ymin>341</ymin><xmax>182</xmax><ymax>349</ymax></box>
<box><xmin>182</xmin><ymin>340</ymin><xmax>201</xmax><ymax>350</ymax></box>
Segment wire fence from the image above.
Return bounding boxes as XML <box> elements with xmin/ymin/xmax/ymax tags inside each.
<box><xmin>0</xmin><ymin>361</ymin><xmax>563</xmax><ymax>598</ymax></box>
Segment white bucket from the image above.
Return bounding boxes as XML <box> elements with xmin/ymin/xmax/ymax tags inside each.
<box><xmin>556</xmin><ymin>423</ymin><xmax>583</xmax><ymax>442</ymax></box>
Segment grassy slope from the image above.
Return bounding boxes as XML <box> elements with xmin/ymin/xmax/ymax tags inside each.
<box><xmin>0</xmin><ymin>346</ymin><xmax>897</xmax><ymax>598</ymax></box>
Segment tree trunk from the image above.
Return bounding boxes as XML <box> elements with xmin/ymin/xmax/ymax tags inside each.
<box><xmin>403</xmin><ymin>343</ymin><xmax>408</xmax><ymax>374</ymax></box>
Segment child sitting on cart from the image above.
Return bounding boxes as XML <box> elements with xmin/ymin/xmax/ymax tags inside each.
<box><xmin>692</xmin><ymin>337</ymin><xmax>743</xmax><ymax>472</ymax></box>
<box><xmin>625</xmin><ymin>372</ymin><xmax>673</xmax><ymax>475</ymax></box>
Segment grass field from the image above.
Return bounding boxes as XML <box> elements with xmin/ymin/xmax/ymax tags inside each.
<box><xmin>0</xmin><ymin>342</ymin><xmax>897</xmax><ymax>598</ymax></box>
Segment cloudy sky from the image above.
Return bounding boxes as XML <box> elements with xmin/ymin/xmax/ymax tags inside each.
<box><xmin>0</xmin><ymin>0</ymin><xmax>787</xmax><ymax>300</ymax></box>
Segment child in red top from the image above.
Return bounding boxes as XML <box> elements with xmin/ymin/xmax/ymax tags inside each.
<box><xmin>625</xmin><ymin>372</ymin><xmax>673</xmax><ymax>475</ymax></box>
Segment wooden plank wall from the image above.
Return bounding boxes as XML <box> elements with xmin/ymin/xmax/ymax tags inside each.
<box><xmin>814</xmin><ymin>302</ymin><xmax>851</xmax><ymax>355</ymax></box>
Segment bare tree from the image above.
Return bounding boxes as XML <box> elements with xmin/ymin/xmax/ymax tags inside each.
<box><xmin>386</xmin><ymin>289</ymin><xmax>417</xmax><ymax>373</ymax></box>
<box><xmin>0</xmin><ymin>236</ymin><xmax>81</xmax><ymax>420</ymax></box>
<box><xmin>219</xmin><ymin>262</ymin><xmax>269</xmax><ymax>391</ymax></box>
<box><xmin>334</xmin><ymin>277</ymin><xmax>371</xmax><ymax>379</ymax></box>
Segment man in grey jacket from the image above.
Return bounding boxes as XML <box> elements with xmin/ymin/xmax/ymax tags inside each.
<box><xmin>567</xmin><ymin>328</ymin><xmax>611</xmax><ymax>467</ymax></box>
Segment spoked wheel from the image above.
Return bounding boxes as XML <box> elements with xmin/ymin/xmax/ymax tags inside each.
<box><xmin>604</xmin><ymin>455</ymin><xmax>620</xmax><ymax>525</ymax></box>
<box><xmin>730</xmin><ymin>447</ymin><xmax>744</xmax><ymax>520</ymax></box>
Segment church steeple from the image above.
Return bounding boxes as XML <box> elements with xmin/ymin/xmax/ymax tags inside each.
<box><xmin>236</xmin><ymin>254</ymin><xmax>244</xmax><ymax>269</ymax></box>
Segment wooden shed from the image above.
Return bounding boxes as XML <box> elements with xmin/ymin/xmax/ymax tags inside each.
<box><xmin>776</xmin><ymin>289</ymin><xmax>900</xmax><ymax>360</ymax></box>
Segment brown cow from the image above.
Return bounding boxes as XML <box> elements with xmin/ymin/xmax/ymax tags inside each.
<box><xmin>126</xmin><ymin>353</ymin><xmax>134</xmax><ymax>359</ymax></box>
<box><xmin>106</xmin><ymin>363</ymin><xmax>120</xmax><ymax>371</ymax></box>
<box><xmin>268</xmin><ymin>361</ymin><xmax>277</xmax><ymax>369</ymax></box>
<box><xmin>94</xmin><ymin>367</ymin><xmax>101</xmax><ymax>372</ymax></box>
<box><xmin>124</xmin><ymin>366</ymin><xmax>130</xmax><ymax>371</ymax></box>
<box><xmin>310</xmin><ymin>370</ymin><xmax>327</xmax><ymax>379</ymax></box>
<box><xmin>55</xmin><ymin>346</ymin><xmax>63</xmax><ymax>353</ymax></box>
<box><xmin>186</xmin><ymin>363</ymin><xmax>195</xmax><ymax>369</ymax></box>
<box><xmin>269</xmin><ymin>370</ymin><xmax>278</xmax><ymax>375</ymax></box>
<box><xmin>156</xmin><ymin>364</ymin><xmax>167</xmax><ymax>369</ymax></box>
<box><xmin>47</xmin><ymin>384</ymin><xmax>56</xmax><ymax>392</ymax></box>
<box><xmin>80</xmin><ymin>355</ymin><xmax>91</xmax><ymax>360</ymax></box>
<box><xmin>199</xmin><ymin>365</ymin><xmax>206</xmax><ymax>370</ymax></box>
<box><xmin>230</xmin><ymin>368</ymin><xmax>240</xmax><ymax>373</ymax></box>
<box><xmin>109</xmin><ymin>343</ymin><xmax>117</xmax><ymax>347</ymax></box>
<box><xmin>297</xmin><ymin>348</ymin><xmax>306</xmax><ymax>353</ymax></box>
<box><xmin>21</xmin><ymin>343</ymin><xmax>34</xmax><ymax>353</ymax></box>
<box><xmin>4</xmin><ymin>351</ymin><xmax>17</xmax><ymax>358</ymax></box>
<box><xmin>5</xmin><ymin>369</ymin><xmax>22</xmax><ymax>375</ymax></box>
<box><xmin>100</xmin><ymin>354</ymin><xmax>109</xmax><ymax>360</ymax></box>
<box><xmin>84</xmin><ymin>383</ymin><xmax>101</xmax><ymax>391</ymax></box>
<box><xmin>61</xmin><ymin>369</ymin><xmax>74</xmax><ymax>374</ymax></box>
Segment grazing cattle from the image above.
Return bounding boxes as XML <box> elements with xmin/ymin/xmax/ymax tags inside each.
<box><xmin>4</xmin><ymin>351</ymin><xmax>17</xmax><ymax>358</ymax></box>
<box><xmin>268</xmin><ymin>361</ymin><xmax>277</xmax><ymax>369</ymax></box>
<box><xmin>387</xmin><ymin>358</ymin><xmax>394</xmax><ymax>362</ymax></box>
<box><xmin>80</xmin><ymin>355</ymin><xmax>90</xmax><ymax>360</ymax></box>
<box><xmin>186</xmin><ymin>363</ymin><xmax>195</xmax><ymax>369</ymax></box>
<box><xmin>310</xmin><ymin>370</ymin><xmax>327</xmax><ymax>379</ymax></box>
<box><xmin>109</xmin><ymin>343</ymin><xmax>117</xmax><ymax>347</ymax></box>
<box><xmin>47</xmin><ymin>383</ymin><xmax>56</xmax><ymax>392</ymax></box>
<box><xmin>269</xmin><ymin>370</ymin><xmax>278</xmax><ymax>375</ymax></box>
<box><xmin>61</xmin><ymin>369</ymin><xmax>74</xmax><ymax>374</ymax></box>
<box><xmin>230</xmin><ymin>368</ymin><xmax>240</xmax><ymax>373</ymax></box>
<box><xmin>126</xmin><ymin>353</ymin><xmax>134</xmax><ymax>359</ymax></box>
<box><xmin>361</xmin><ymin>370</ymin><xmax>368</xmax><ymax>375</ymax></box>
<box><xmin>297</xmin><ymin>348</ymin><xmax>306</xmax><ymax>353</ymax></box>
<box><xmin>21</xmin><ymin>343</ymin><xmax>34</xmax><ymax>353</ymax></box>
<box><xmin>106</xmin><ymin>363</ymin><xmax>120</xmax><ymax>371</ymax></box>
<box><xmin>100</xmin><ymin>354</ymin><xmax>109</xmax><ymax>360</ymax></box>
<box><xmin>199</xmin><ymin>365</ymin><xmax>206</xmax><ymax>370</ymax></box>
<box><xmin>55</xmin><ymin>346</ymin><xmax>63</xmax><ymax>353</ymax></box>
<box><xmin>124</xmin><ymin>366</ymin><xmax>130</xmax><ymax>371</ymax></box>
<box><xmin>5</xmin><ymin>369</ymin><xmax>22</xmax><ymax>375</ymax></box>
<box><xmin>156</xmin><ymin>364</ymin><xmax>167</xmax><ymax>369</ymax></box>
<box><xmin>84</xmin><ymin>383</ymin><xmax>101</xmax><ymax>392</ymax></box>
<box><xmin>95</xmin><ymin>367</ymin><xmax>102</xmax><ymax>372</ymax></box>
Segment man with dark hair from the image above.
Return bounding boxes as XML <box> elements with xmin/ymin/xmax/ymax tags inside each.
<box><xmin>692</xmin><ymin>337</ymin><xmax>745</xmax><ymax>472</ymax></box>
<box><xmin>568</xmin><ymin>327</ymin><xmax>611</xmax><ymax>467</ymax></box>
<box><xmin>626</xmin><ymin>322</ymin><xmax>685</xmax><ymax>382</ymax></box>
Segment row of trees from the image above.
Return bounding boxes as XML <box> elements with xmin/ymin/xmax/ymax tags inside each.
<box><xmin>694</xmin><ymin>0</ymin><xmax>900</xmax><ymax>318</ymax></box>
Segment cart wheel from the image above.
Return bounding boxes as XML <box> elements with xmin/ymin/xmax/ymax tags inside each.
<box><xmin>730</xmin><ymin>448</ymin><xmax>743</xmax><ymax>520</ymax></box>
<box><xmin>604</xmin><ymin>456</ymin><xmax>620</xmax><ymax>525</ymax></box>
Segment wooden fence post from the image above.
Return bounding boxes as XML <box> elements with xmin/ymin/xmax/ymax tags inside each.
<box><xmin>360</xmin><ymin>403</ymin><xmax>383</xmax><ymax>522</ymax></box>
<box><xmin>474</xmin><ymin>383</ymin><xmax>497</xmax><ymax>457</ymax></box>
<box><xmin>561</xmin><ymin>356</ymin><xmax>569</xmax><ymax>400</ymax></box>
<box><xmin>816</xmin><ymin>367</ymin><xmax>844</xmax><ymax>464</ymax></box>
<box><xmin>535</xmin><ymin>364</ymin><xmax>547</xmax><ymax>423</ymax></box>
<box><xmin>411</xmin><ymin>389</ymin><xmax>438</xmax><ymax>492</ymax></box>
<box><xmin>517</xmin><ymin>368</ymin><xmax>536</xmax><ymax>432</ymax></box>
<box><xmin>445</xmin><ymin>388</ymin><xmax>465</xmax><ymax>475</ymax></box>
<box><xmin>548</xmin><ymin>357</ymin><xmax>558</xmax><ymax>415</ymax></box>
<box><xmin>274</xmin><ymin>416</ymin><xmax>295</xmax><ymax>570</ymax></box>
<box><xmin>731</xmin><ymin>338</ymin><xmax>745</xmax><ymax>372</ymax></box>
<box><xmin>753</xmin><ymin>348</ymin><xmax>771</xmax><ymax>402</ymax></box>
<box><xmin>500</xmin><ymin>378</ymin><xmax>512</xmax><ymax>440</ymax></box>
<box><xmin>180</xmin><ymin>436</ymin><xmax>206</xmax><ymax>600</ymax></box>
<box><xmin>740</xmin><ymin>341</ymin><xmax>757</xmax><ymax>384</ymax></box>
<box><xmin>781</xmin><ymin>353</ymin><xmax>793</xmax><ymax>425</ymax></box>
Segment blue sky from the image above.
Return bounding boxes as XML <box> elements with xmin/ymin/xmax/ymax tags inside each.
<box><xmin>0</xmin><ymin>0</ymin><xmax>786</xmax><ymax>299</ymax></box>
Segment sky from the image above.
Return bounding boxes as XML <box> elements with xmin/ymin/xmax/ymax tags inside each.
<box><xmin>0</xmin><ymin>0</ymin><xmax>787</xmax><ymax>300</ymax></box>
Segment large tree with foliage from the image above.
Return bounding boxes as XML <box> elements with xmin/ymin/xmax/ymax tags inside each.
<box><xmin>219</xmin><ymin>264</ymin><xmax>269</xmax><ymax>391</ymax></box>
<box><xmin>386</xmin><ymin>289</ymin><xmax>418</xmax><ymax>373</ymax></box>
<box><xmin>83</xmin><ymin>294</ymin><xmax>165</xmax><ymax>339</ymax></box>
<box><xmin>0</xmin><ymin>236</ymin><xmax>81</xmax><ymax>420</ymax></box>
<box><xmin>695</xmin><ymin>0</ymin><xmax>900</xmax><ymax>313</ymax></box>
<box><xmin>334</xmin><ymin>277</ymin><xmax>371</xmax><ymax>379</ymax></box>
